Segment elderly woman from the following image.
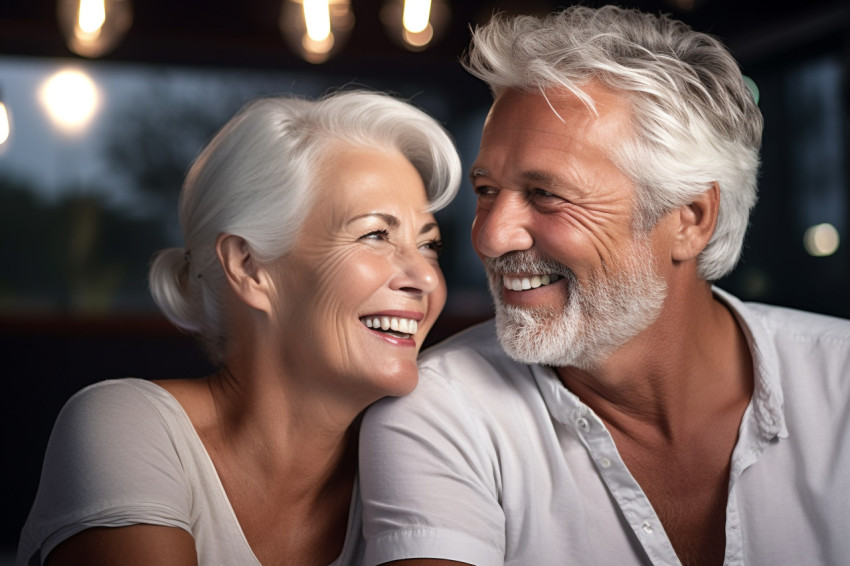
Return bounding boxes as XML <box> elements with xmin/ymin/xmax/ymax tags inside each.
<box><xmin>18</xmin><ymin>90</ymin><xmax>461</xmax><ymax>565</ymax></box>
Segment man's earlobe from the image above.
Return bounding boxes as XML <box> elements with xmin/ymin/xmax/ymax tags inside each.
<box><xmin>672</xmin><ymin>183</ymin><xmax>720</xmax><ymax>262</ymax></box>
<box><xmin>216</xmin><ymin>234</ymin><xmax>272</xmax><ymax>312</ymax></box>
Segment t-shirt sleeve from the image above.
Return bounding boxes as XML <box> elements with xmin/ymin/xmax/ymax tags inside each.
<box><xmin>17</xmin><ymin>380</ymin><xmax>193</xmax><ymax>566</ymax></box>
<box><xmin>359</xmin><ymin>366</ymin><xmax>506</xmax><ymax>566</ymax></box>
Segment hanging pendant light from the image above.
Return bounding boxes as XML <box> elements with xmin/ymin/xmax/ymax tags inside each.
<box><xmin>381</xmin><ymin>0</ymin><xmax>450</xmax><ymax>52</ymax></box>
<box><xmin>56</xmin><ymin>0</ymin><xmax>133</xmax><ymax>58</ymax></box>
<box><xmin>279</xmin><ymin>0</ymin><xmax>355</xmax><ymax>64</ymax></box>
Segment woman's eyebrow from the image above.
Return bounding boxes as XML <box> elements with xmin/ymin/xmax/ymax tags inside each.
<box><xmin>420</xmin><ymin>222</ymin><xmax>439</xmax><ymax>236</ymax></box>
<box><xmin>346</xmin><ymin>212</ymin><xmax>400</xmax><ymax>228</ymax></box>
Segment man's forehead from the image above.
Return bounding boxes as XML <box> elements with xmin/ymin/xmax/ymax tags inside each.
<box><xmin>488</xmin><ymin>84</ymin><xmax>629</xmax><ymax>118</ymax></box>
<box><xmin>481</xmin><ymin>85</ymin><xmax>632</xmax><ymax>146</ymax></box>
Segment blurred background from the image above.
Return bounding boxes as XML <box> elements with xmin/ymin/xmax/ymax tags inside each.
<box><xmin>1</xmin><ymin>0</ymin><xmax>848</xmax><ymax>559</ymax></box>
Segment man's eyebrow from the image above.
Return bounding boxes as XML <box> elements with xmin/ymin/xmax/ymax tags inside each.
<box><xmin>346</xmin><ymin>212</ymin><xmax>400</xmax><ymax>228</ymax></box>
<box><xmin>469</xmin><ymin>166</ymin><xmax>489</xmax><ymax>180</ymax></box>
<box><xmin>520</xmin><ymin>170</ymin><xmax>562</xmax><ymax>187</ymax></box>
<box><xmin>471</xmin><ymin>168</ymin><xmax>571</xmax><ymax>188</ymax></box>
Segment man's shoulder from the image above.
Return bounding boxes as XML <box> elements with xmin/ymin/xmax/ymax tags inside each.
<box><xmin>418</xmin><ymin>318</ymin><xmax>529</xmax><ymax>378</ymax></box>
<box><xmin>738</xmin><ymin>298</ymin><xmax>850</xmax><ymax>345</ymax></box>
<box><xmin>420</xmin><ymin>318</ymin><xmax>500</xmax><ymax>361</ymax></box>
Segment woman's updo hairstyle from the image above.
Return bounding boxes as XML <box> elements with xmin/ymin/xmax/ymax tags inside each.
<box><xmin>149</xmin><ymin>90</ymin><xmax>462</xmax><ymax>364</ymax></box>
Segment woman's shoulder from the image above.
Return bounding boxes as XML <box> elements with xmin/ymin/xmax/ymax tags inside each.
<box><xmin>50</xmin><ymin>379</ymin><xmax>187</xmax><ymax>445</ymax></box>
<box><xmin>18</xmin><ymin>379</ymin><xmax>201</xmax><ymax>564</ymax></box>
<box><xmin>39</xmin><ymin>378</ymin><xmax>196</xmax><ymax>488</ymax></box>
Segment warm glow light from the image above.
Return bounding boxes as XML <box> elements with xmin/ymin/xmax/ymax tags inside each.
<box><xmin>381</xmin><ymin>0</ymin><xmax>448</xmax><ymax>52</ymax></box>
<box><xmin>280</xmin><ymin>0</ymin><xmax>353</xmax><ymax>64</ymax></box>
<box><xmin>402</xmin><ymin>0</ymin><xmax>431</xmax><ymax>33</ymax></box>
<box><xmin>78</xmin><ymin>0</ymin><xmax>106</xmax><ymax>35</ymax></box>
<box><xmin>57</xmin><ymin>0</ymin><xmax>133</xmax><ymax>58</ymax></box>
<box><xmin>403</xmin><ymin>24</ymin><xmax>433</xmax><ymax>47</ymax></box>
<box><xmin>804</xmin><ymin>223</ymin><xmax>840</xmax><ymax>257</ymax></box>
<box><xmin>0</xmin><ymin>102</ymin><xmax>10</xmax><ymax>148</ymax></box>
<box><xmin>302</xmin><ymin>33</ymin><xmax>335</xmax><ymax>56</ymax></box>
<box><xmin>303</xmin><ymin>0</ymin><xmax>331</xmax><ymax>41</ymax></box>
<box><xmin>38</xmin><ymin>69</ymin><xmax>100</xmax><ymax>134</ymax></box>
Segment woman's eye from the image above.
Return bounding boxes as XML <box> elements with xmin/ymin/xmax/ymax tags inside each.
<box><xmin>359</xmin><ymin>229</ymin><xmax>390</xmax><ymax>241</ymax></box>
<box><xmin>420</xmin><ymin>238</ymin><xmax>444</xmax><ymax>257</ymax></box>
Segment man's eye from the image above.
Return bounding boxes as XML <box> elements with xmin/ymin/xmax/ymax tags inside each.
<box><xmin>359</xmin><ymin>229</ymin><xmax>389</xmax><ymax>241</ymax></box>
<box><xmin>474</xmin><ymin>185</ymin><xmax>497</xmax><ymax>197</ymax></box>
<box><xmin>532</xmin><ymin>188</ymin><xmax>557</xmax><ymax>198</ymax></box>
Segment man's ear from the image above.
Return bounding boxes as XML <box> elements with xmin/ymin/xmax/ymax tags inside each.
<box><xmin>671</xmin><ymin>183</ymin><xmax>720</xmax><ymax>262</ymax></box>
<box><xmin>216</xmin><ymin>233</ymin><xmax>273</xmax><ymax>313</ymax></box>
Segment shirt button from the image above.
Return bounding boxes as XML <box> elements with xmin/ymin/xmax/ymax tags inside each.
<box><xmin>642</xmin><ymin>521</ymin><xmax>654</xmax><ymax>534</ymax></box>
<box><xmin>599</xmin><ymin>457</ymin><xmax>612</xmax><ymax>469</ymax></box>
<box><xmin>576</xmin><ymin>417</ymin><xmax>590</xmax><ymax>431</ymax></box>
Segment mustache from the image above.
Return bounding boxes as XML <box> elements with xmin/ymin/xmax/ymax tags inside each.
<box><xmin>483</xmin><ymin>251</ymin><xmax>571</xmax><ymax>277</ymax></box>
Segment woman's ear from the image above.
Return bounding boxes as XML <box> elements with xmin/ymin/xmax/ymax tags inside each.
<box><xmin>216</xmin><ymin>234</ymin><xmax>273</xmax><ymax>313</ymax></box>
<box><xmin>671</xmin><ymin>183</ymin><xmax>720</xmax><ymax>263</ymax></box>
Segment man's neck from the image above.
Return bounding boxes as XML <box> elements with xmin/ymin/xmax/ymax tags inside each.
<box><xmin>555</xmin><ymin>283</ymin><xmax>754</xmax><ymax>439</ymax></box>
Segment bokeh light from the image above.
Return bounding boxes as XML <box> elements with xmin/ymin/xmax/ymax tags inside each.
<box><xmin>38</xmin><ymin>68</ymin><xmax>100</xmax><ymax>134</ymax></box>
<box><xmin>803</xmin><ymin>223</ymin><xmax>840</xmax><ymax>257</ymax></box>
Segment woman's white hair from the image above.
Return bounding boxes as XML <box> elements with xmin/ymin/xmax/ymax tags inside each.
<box><xmin>464</xmin><ymin>5</ymin><xmax>763</xmax><ymax>281</ymax></box>
<box><xmin>149</xmin><ymin>90</ymin><xmax>462</xmax><ymax>363</ymax></box>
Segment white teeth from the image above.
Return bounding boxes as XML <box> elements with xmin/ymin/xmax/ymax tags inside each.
<box><xmin>503</xmin><ymin>274</ymin><xmax>561</xmax><ymax>291</ymax></box>
<box><xmin>361</xmin><ymin>316</ymin><xmax>419</xmax><ymax>336</ymax></box>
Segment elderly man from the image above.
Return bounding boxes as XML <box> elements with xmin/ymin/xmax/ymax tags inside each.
<box><xmin>359</xmin><ymin>5</ymin><xmax>850</xmax><ymax>566</ymax></box>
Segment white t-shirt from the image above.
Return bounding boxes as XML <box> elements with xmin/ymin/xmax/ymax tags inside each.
<box><xmin>359</xmin><ymin>288</ymin><xmax>850</xmax><ymax>565</ymax></box>
<box><xmin>17</xmin><ymin>378</ymin><xmax>364</xmax><ymax>566</ymax></box>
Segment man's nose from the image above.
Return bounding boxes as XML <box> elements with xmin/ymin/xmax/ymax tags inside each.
<box><xmin>472</xmin><ymin>191</ymin><xmax>534</xmax><ymax>258</ymax></box>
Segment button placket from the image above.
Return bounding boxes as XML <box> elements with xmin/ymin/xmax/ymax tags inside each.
<box><xmin>575</xmin><ymin>417</ymin><xmax>590</xmax><ymax>432</ymax></box>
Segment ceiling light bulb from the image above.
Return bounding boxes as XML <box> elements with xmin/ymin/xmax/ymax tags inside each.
<box><xmin>381</xmin><ymin>0</ymin><xmax>449</xmax><ymax>52</ymax></box>
<box><xmin>303</xmin><ymin>0</ymin><xmax>331</xmax><ymax>41</ymax></box>
<box><xmin>280</xmin><ymin>0</ymin><xmax>354</xmax><ymax>64</ymax></box>
<box><xmin>403</xmin><ymin>0</ymin><xmax>431</xmax><ymax>34</ymax></box>
<box><xmin>57</xmin><ymin>0</ymin><xmax>133</xmax><ymax>58</ymax></box>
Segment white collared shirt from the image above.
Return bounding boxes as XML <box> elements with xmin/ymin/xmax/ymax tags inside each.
<box><xmin>360</xmin><ymin>288</ymin><xmax>850</xmax><ymax>565</ymax></box>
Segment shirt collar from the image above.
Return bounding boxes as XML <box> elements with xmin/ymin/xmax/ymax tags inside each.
<box><xmin>530</xmin><ymin>287</ymin><xmax>788</xmax><ymax>441</ymax></box>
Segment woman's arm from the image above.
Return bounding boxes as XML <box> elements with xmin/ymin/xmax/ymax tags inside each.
<box><xmin>47</xmin><ymin>525</ymin><xmax>197</xmax><ymax>566</ymax></box>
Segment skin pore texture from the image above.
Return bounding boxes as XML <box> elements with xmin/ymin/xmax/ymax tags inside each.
<box><xmin>48</xmin><ymin>145</ymin><xmax>447</xmax><ymax>566</ymax></box>
<box><xmin>390</xmin><ymin>85</ymin><xmax>753</xmax><ymax>566</ymax></box>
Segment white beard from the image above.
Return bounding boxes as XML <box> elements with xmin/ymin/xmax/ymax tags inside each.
<box><xmin>485</xmin><ymin>237</ymin><xmax>667</xmax><ymax>371</ymax></box>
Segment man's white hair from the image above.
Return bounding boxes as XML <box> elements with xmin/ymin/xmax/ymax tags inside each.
<box><xmin>465</xmin><ymin>5</ymin><xmax>763</xmax><ymax>281</ymax></box>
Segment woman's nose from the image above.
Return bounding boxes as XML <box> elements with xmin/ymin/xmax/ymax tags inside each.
<box><xmin>391</xmin><ymin>246</ymin><xmax>442</xmax><ymax>296</ymax></box>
